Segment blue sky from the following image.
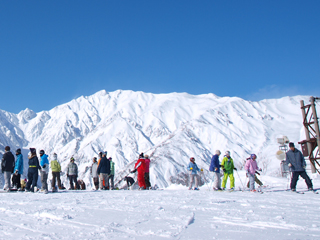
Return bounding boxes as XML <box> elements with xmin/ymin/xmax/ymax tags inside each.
<box><xmin>0</xmin><ymin>1</ymin><xmax>319</xmax><ymax>113</ymax></box>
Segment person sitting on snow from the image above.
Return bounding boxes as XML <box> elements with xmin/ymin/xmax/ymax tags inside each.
<box><xmin>187</xmin><ymin>157</ymin><xmax>200</xmax><ymax>190</ymax></box>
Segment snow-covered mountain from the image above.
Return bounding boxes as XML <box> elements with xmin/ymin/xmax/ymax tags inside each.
<box><xmin>0</xmin><ymin>90</ymin><xmax>317</xmax><ymax>188</ymax></box>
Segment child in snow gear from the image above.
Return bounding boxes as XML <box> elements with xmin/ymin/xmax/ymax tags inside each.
<box><xmin>132</xmin><ymin>153</ymin><xmax>146</xmax><ymax>190</ymax></box>
<box><xmin>209</xmin><ymin>150</ymin><xmax>222</xmax><ymax>190</ymax></box>
<box><xmin>1</xmin><ymin>146</ymin><xmax>15</xmax><ymax>191</ymax></box>
<box><xmin>187</xmin><ymin>157</ymin><xmax>200</xmax><ymax>190</ymax></box>
<box><xmin>67</xmin><ymin>157</ymin><xmax>79</xmax><ymax>190</ymax></box>
<box><xmin>51</xmin><ymin>153</ymin><xmax>62</xmax><ymax>191</ymax></box>
<box><xmin>90</xmin><ymin>157</ymin><xmax>99</xmax><ymax>190</ymax></box>
<box><xmin>25</xmin><ymin>148</ymin><xmax>41</xmax><ymax>192</ymax></box>
<box><xmin>286</xmin><ymin>142</ymin><xmax>313</xmax><ymax>191</ymax></box>
<box><xmin>144</xmin><ymin>154</ymin><xmax>151</xmax><ymax>189</ymax></box>
<box><xmin>13</xmin><ymin>148</ymin><xmax>23</xmax><ymax>190</ymax></box>
<box><xmin>97</xmin><ymin>152</ymin><xmax>110</xmax><ymax>190</ymax></box>
<box><xmin>245</xmin><ymin>154</ymin><xmax>262</xmax><ymax>192</ymax></box>
<box><xmin>221</xmin><ymin>151</ymin><xmax>236</xmax><ymax>190</ymax></box>
<box><xmin>39</xmin><ymin>150</ymin><xmax>49</xmax><ymax>193</ymax></box>
<box><xmin>108</xmin><ymin>157</ymin><xmax>115</xmax><ymax>190</ymax></box>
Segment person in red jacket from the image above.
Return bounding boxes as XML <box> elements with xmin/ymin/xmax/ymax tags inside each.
<box><xmin>131</xmin><ymin>153</ymin><xmax>146</xmax><ymax>190</ymax></box>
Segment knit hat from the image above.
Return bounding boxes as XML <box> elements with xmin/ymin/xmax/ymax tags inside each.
<box><xmin>5</xmin><ymin>146</ymin><xmax>10</xmax><ymax>151</ymax></box>
<box><xmin>289</xmin><ymin>142</ymin><xmax>295</xmax><ymax>148</ymax></box>
<box><xmin>52</xmin><ymin>153</ymin><xmax>57</xmax><ymax>160</ymax></box>
<box><xmin>70</xmin><ymin>157</ymin><xmax>75</xmax><ymax>162</ymax></box>
<box><xmin>144</xmin><ymin>154</ymin><xmax>149</xmax><ymax>159</ymax></box>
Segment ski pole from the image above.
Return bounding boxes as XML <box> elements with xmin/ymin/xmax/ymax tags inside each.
<box><xmin>235</xmin><ymin>169</ymin><xmax>245</xmax><ymax>191</ymax></box>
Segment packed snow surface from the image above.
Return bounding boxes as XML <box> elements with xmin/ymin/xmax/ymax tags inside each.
<box><xmin>0</xmin><ymin>175</ymin><xmax>319</xmax><ymax>240</ymax></box>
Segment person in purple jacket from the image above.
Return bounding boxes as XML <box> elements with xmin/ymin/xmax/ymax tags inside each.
<box><xmin>245</xmin><ymin>154</ymin><xmax>262</xmax><ymax>192</ymax></box>
<box><xmin>209</xmin><ymin>150</ymin><xmax>222</xmax><ymax>191</ymax></box>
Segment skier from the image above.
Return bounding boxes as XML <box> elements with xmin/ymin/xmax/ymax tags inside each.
<box><xmin>25</xmin><ymin>148</ymin><xmax>41</xmax><ymax>192</ymax></box>
<box><xmin>187</xmin><ymin>157</ymin><xmax>200</xmax><ymax>190</ymax></box>
<box><xmin>245</xmin><ymin>154</ymin><xmax>262</xmax><ymax>192</ymax></box>
<box><xmin>39</xmin><ymin>150</ymin><xmax>49</xmax><ymax>193</ymax></box>
<box><xmin>1</xmin><ymin>146</ymin><xmax>15</xmax><ymax>191</ymax></box>
<box><xmin>221</xmin><ymin>151</ymin><xmax>236</xmax><ymax>190</ymax></box>
<box><xmin>131</xmin><ymin>153</ymin><xmax>146</xmax><ymax>190</ymax></box>
<box><xmin>51</xmin><ymin>153</ymin><xmax>62</xmax><ymax>191</ymax></box>
<box><xmin>13</xmin><ymin>148</ymin><xmax>23</xmax><ymax>190</ymax></box>
<box><xmin>286</xmin><ymin>142</ymin><xmax>313</xmax><ymax>192</ymax></box>
<box><xmin>67</xmin><ymin>157</ymin><xmax>78</xmax><ymax>190</ymax></box>
<box><xmin>144</xmin><ymin>154</ymin><xmax>151</xmax><ymax>190</ymax></box>
<box><xmin>245</xmin><ymin>156</ymin><xmax>263</xmax><ymax>188</ymax></box>
<box><xmin>90</xmin><ymin>157</ymin><xmax>99</xmax><ymax>190</ymax></box>
<box><xmin>209</xmin><ymin>150</ymin><xmax>222</xmax><ymax>191</ymax></box>
<box><xmin>108</xmin><ymin>157</ymin><xmax>115</xmax><ymax>190</ymax></box>
<box><xmin>97</xmin><ymin>152</ymin><xmax>110</xmax><ymax>190</ymax></box>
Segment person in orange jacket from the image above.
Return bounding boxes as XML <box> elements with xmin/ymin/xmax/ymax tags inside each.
<box><xmin>131</xmin><ymin>153</ymin><xmax>146</xmax><ymax>190</ymax></box>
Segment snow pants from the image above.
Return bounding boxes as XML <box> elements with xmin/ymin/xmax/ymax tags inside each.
<box><xmin>52</xmin><ymin>172</ymin><xmax>62</xmax><ymax>189</ymax></box>
<box><xmin>99</xmin><ymin>173</ymin><xmax>109</xmax><ymax>190</ymax></box>
<box><xmin>93</xmin><ymin>177</ymin><xmax>99</xmax><ymax>190</ymax></box>
<box><xmin>69</xmin><ymin>175</ymin><xmax>78</xmax><ymax>190</ymax></box>
<box><xmin>247</xmin><ymin>175</ymin><xmax>263</xmax><ymax>188</ymax></box>
<box><xmin>108</xmin><ymin>174</ymin><xmax>114</xmax><ymax>189</ymax></box>
<box><xmin>137</xmin><ymin>171</ymin><xmax>146</xmax><ymax>189</ymax></box>
<box><xmin>248</xmin><ymin>173</ymin><xmax>256</xmax><ymax>190</ymax></box>
<box><xmin>213</xmin><ymin>172</ymin><xmax>221</xmax><ymax>189</ymax></box>
<box><xmin>26</xmin><ymin>167</ymin><xmax>39</xmax><ymax>192</ymax></box>
<box><xmin>144</xmin><ymin>172</ymin><xmax>151</xmax><ymax>188</ymax></box>
<box><xmin>222</xmin><ymin>172</ymin><xmax>234</xmax><ymax>189</ymax></box>
<box><xmin>4</xmin><ymin>171</ymin><xmax>11</xmax><ymax>190</ymax></box>
<box><xmin>41</xmin><ymin>171</ymin><xmax>48</xmax><ymax>191</ymax></box>
<box><xmin>12</xmin><ymin>173</ymin><xmax>21</xmax><ymax>189</ymax></box>
<box><xmin>290</xmin><ymin>171</ymin><xmax>313</xmax><ymax>190</ymax></box>
<box><xmin>189</xmin><ymin>173</ymin><xmax>199</xmax><ymax>189</ymax></box>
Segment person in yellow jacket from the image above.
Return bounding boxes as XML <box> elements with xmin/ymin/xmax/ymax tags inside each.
<box><xmin>51</xmin><ymin>153</ymin><xmax>62</xmax><ymax>192</ymax></box>
<box><xmin>221</xmin><ymin>151</ymin><xmax>237</xmax><ymax>190</ymax></box>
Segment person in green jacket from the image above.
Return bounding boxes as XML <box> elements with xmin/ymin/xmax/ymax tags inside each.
<box><xmin>108</xmin><ymin>157</ymin><xmax>115</xmax><ymax>190</ymax></box>
<box><xmin>51</xmin><ymin>153</ymin><xmax>62</xmax><ymax>192</ymax></box>
<box><xmin>221</xmin><ymin>151</ymin><xmax>237</xmax><ymax>190</ymax></box>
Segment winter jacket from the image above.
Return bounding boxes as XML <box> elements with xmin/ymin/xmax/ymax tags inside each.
<box><xmin>28</xmin><ymin>154</ymin><xmax>41</xmax><ymax>170</ymax></box>
<box><xmin>134</xmin><ymin>158</ymin><xmax>146</xmax><ymax>174</ymax></box>
<box><xmin>286</xmin><ymin>148</ymin><xmax>306</xmax><ymax>172</ymax></box>
<box><xmin>145</xmin><ymin>158</ymin><xmax>150</xmax><ymax>173</ymax></box>
<box><xmin>51</xmin><ymin>160</ymin><xmax>61</xmax><ymax>172</ymax></box>
<box><xmin>1</xmin><ymin>151</ymin><xmax>15</xmax><ymax>172</ymax></box>
<box><xmin>14</xmin><ymin>153</ymin><xmax>24</xmax><ymax>175</ymax></box>
<box><xmin>245</xmin><ymin>158</ymin><xmax>259</xmax><ymax>175</ymax></box>
<box><xmin>67</xmin><ymin>162</ymin><xmax>78</xmax><ymax>176</ymax></box>
<box><xmin>187</xmin><ymin>162</ymin><xmax>200</xmax><ymax>175</ymax></box>
<box><xmin>97</xmin><ymin>156</ymin><xmax>110</xmax><ymax>175</ymax></box>
<box><xmin>40</xmin><ymin>154</ymin><xmax>49</xmax><ymax>173</ymax></box>
<box><xmin>91</xmin><ymin>162</ymin><xmax>98</xmax><ymax>178</ymax></box>
<box><xmin>209</xmin><ymin>154</ymin><xmax>220</xmax><ymax>173</ymax></box>
<box><xmin>110</xmin><ymin>160</ymin><xmax>115</xmax><ymax>175</ymax></box>
<box><xmin>221</xmin><ymin>156</ymin><xmax>234</xmax><ymax>174</ymax></box>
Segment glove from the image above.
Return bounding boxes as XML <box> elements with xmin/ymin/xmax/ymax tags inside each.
<box><xmin>190</xmin><ymin>167</ymin><xmax>193</xmax><ymax>170</ymax></box>
<box><xmin>200</xmin><ymin>168</ymin><xmax>203</xmax><ymax>172</ymax></box>
<box><xmin>131</xmin><ymin>169</ymin><xmax>137</xmax><ymax>173</ymax></box>
<box><xmin>255</xmin><ymin>171</ymin><xmax>260</xmax><ymax>175</ymax></box>
<box><xmin>288</xmin><ymin>163</ymin><xmax>292</xmax><ymax>167</ymax></box>
<box><xmin>42</xmin><ymin>165</ymin><xmax>46</xmax><ymax>169</ymax></box>
<box><xmin>214</xmin><ymin>167</ymin><xmax>218</xmax><ymax>171</ymax></box>
<box><xmin>234</xmin><ymin>167</ymin><xmax>237</xmax><ymax>171</ymax></box>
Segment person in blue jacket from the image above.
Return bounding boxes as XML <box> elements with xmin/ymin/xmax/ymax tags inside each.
<box><xmin>39</xmin><ymin>150</ymin><xmax>49</xmax><ymax>193</ymax></box>
<box><xmin>209</xmin><ymin>150</ymin><xmax>222</xmax><ymax>191</ymax></box>
<box><xmin>13</xmin><ymin>148</ymin><xmax>23</xmax><ymax>190</ymax></box>
<box><xmin>187</xmin><ymin>157</ymin><xmax>201</xmax><ymax>190</ymax></box>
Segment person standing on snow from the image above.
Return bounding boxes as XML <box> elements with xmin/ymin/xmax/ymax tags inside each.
<box><xmin>97</xmin><ymin>152</ymin><xmax>110</xmax><ymax>190</ymax></box>
<box><xmin>286</xmin><ymin>142</ymin><xmax>313</xmax><ymax>192</ymax></box>
<box><xmin>67</xmin><ymin>157</ymin><xmax>78</xmax><ymax>190</ymax></box>
<box><xmin>144</xmin><ymin>154</ymin><xmax>151</xmax><ymax>190</ymax></box>
<box><xmin>245</xmin><ymin>154</ymin><xmax>262</xmax><ymax>192</ymax></box>
<box><xmin>1</xmin><ymin>146</ymin><xmax>15</xmax><ymax>191</ymax></box>
<box><xmin>25</xmin><ymin>148</ymin><xmax>41</xmax><ymax>192</ymax></box>
<box><xmin>221</xmin><ymin>151</ymin><xmax>237</xmax><ymax>190</ymax></box>
<box><xmin>187</xmin><ymin>157</ymin><xmax>200</xmax><ymax>190</ymax></box>
<box><xmin>131</xmin><ymin>153</ymin><xmax>146</xmax><ymax>190</ymax></box>
<box><xmin>90</xmin><ymin>157</ymin><xmax>99</xmax><ymax>190</ymax></box>
<box><xmin>209</xmin><ymin>150</ymin><xmax>222</xmax><ymax>191</ymax></box>
<box><xmin>13</xmin><ymin>148</ymin><xmax>23</xmax><ymax>190</ymax></box>
<box><xmin>108</xmin><ymin>157</ymin><xmax>115</xmax><ymax>190</ymax></box>
<box><xmin>51</xmin><ymin>153</ymin><xmax>62</xmax><ymax>191</ymax></box>
<box><xmin>39</xmin><ymin>150</ymin><xmax>49</xmax><ymax>193</ymax></box>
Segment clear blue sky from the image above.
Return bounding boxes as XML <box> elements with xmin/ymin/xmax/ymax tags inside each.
<box><xmin>0</xmin><ymin>1</ymin><xmax>319</xmax><ymax>113</ymax></box>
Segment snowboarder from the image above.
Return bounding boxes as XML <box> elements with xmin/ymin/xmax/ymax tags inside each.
<box><xmin>97</xmin><ymin>152</ymin><xmax>110</xmax><ymax>190</ymax></box>
<box><xmin>51</xmin><ymin>153</ymin><xmax>62</xmax><ymax>191</ymax></box>
<box><xmin>286</xmin><ymin>142</ymin><xmax>313</xmax><ymax>192</ymax></box>
<box><xmin>13</xmin><ymin>148</ymin><xmax>23</xmax><ymax>190</ymax></box>
<box><xmin>209</xmin><ymin>150</ymin><xmax>222</xmax><ymax>191</ymax></box>
<box><xmin>144</xmin><ymin>154</ymin><xmax>151</xmax><ymax>189</ymax></box>
<box><xmin>187</xmin><ymin>157</ymin><xmax>200</xmax><ymax>190</ymax></box>
<box><xmin>245</xmin><ymin>154</ymin><xmax>262</xmax><ymax>192</ymax></box>
<box><xmin>25</xmin><ymin>148</ymin><xmax>41</xmax><ymax>192</ymax></box>
<box><xmin>1</xmin><ymin>146</ymin><xmax>15</xmax><ymax>191</ymax></box>
<box><xmin>67</xmin><ymin>157</ymin><xmax>78</xmax><ymax>190</ymax></box>
<box><xmin>39</xmin><ymin>150</ymin><xmax>49</xmax><ymax>193</ymax></box>
<box><xmin>221</xmin><ymin>151</ymin><xmax>236</xmax><ymax>190</ymax></box>
<box><xmin>108</xmin><ymin>157</ymin><xmax>115</xmax><ymax>190</ymax></box>
<box><xmin>90</xmin><ymin>157</ymin><xmax>99</xmax><ymax>190</ymax></box>
<box><xmin>131</xmin><ymin>153</ymin><xmax>146</xmax><ymax>190</ymax></box>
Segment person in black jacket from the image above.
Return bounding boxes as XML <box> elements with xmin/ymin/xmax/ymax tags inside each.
<box><xmin>25</xmin><ymin>148</ymin><xmax>41</xmax><ymax>192</ymax></box>
<box><xmin>1</xmin><ymin>146</ymin><xmax>15</xmax><ymax>191</ymax></box>
<box><xmin>97</xmin><ymin>152</ymin><xmax>110</xmax><ymax>190</ymax></box>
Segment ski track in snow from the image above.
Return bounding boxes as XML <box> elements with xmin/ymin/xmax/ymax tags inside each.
<box><xmin>0</xmin><ymin>179</ymin><xmax>319</xmax><ymax>240</ymax></box>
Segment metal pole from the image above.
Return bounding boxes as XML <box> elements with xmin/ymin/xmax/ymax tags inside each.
<box><xmin>300</xmin><ymin>100</ymin><xmax>316</xmax><ymax>173</ymax></box>
<box><xmin>310</xmin><ymin>97</ymin><xmax>320</xmax><ymax>159</ymax></box>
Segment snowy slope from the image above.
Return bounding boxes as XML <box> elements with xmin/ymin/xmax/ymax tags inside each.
<box><xmin>0</xmin><ymin>90</ymin><xmax>318</xmax><ymax>188</ymax></box>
